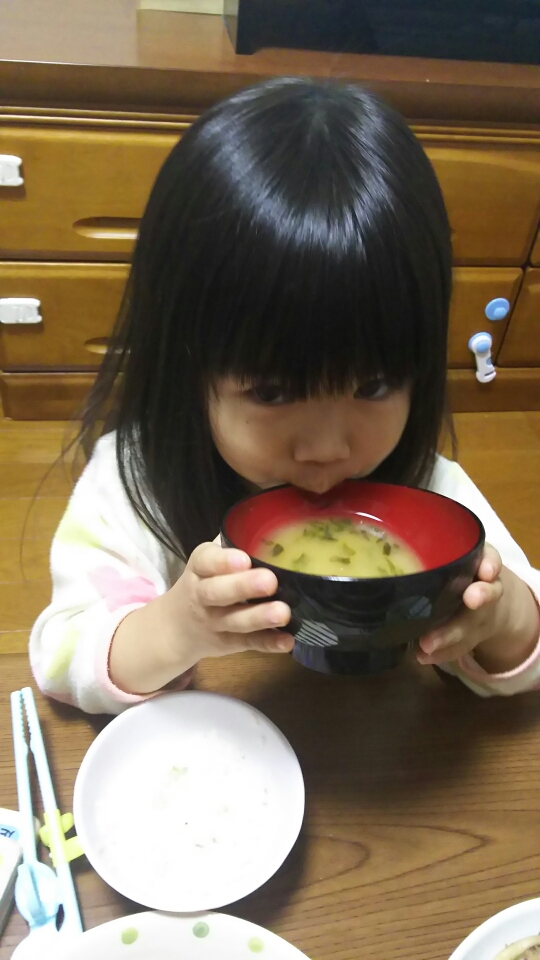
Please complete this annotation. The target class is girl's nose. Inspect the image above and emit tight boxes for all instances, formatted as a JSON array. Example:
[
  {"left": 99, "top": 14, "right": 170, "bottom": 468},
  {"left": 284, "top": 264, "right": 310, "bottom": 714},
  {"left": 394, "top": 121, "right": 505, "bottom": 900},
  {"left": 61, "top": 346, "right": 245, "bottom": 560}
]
[{"left": 294, "top": 412, "right": 351, "bottom": 464}]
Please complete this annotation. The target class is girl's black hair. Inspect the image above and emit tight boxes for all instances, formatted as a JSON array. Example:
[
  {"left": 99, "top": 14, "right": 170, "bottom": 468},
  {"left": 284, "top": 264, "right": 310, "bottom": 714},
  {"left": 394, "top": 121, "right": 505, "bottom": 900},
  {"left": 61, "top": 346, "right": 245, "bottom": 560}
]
[{"left": 78, "top": 77, "right": 453, "bottom": 560}]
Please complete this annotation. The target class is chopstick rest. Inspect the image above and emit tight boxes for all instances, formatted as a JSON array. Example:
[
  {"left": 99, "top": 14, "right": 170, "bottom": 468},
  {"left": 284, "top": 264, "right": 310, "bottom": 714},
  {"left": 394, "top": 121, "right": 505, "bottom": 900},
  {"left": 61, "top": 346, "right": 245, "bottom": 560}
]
[{"left": 39, "top": 812, "right": 84, "bottom": 866}]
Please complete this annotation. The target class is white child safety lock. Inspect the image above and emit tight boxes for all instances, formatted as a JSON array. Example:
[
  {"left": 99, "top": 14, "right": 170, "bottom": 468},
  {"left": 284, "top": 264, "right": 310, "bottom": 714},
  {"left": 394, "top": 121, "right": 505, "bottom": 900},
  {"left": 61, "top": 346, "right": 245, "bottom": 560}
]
[
  {"left": 468, "top": 332, "right": 496, "bottom": 384},
  {"left": 0, "top": 156, "right": 23, "bottom": 187},
  {"left": 0, "top": 298, "right": 42, "bottom": 325}
]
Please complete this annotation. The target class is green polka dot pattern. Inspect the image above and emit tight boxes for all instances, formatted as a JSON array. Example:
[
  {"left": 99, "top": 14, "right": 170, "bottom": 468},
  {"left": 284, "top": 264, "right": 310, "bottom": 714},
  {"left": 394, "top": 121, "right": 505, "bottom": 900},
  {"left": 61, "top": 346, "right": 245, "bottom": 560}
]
[
  {"left": 248, "top": 937, "right": 265, "bottom": 952},
  {"left": 120, "top": 927, "right": 139, "bottom": 945}
]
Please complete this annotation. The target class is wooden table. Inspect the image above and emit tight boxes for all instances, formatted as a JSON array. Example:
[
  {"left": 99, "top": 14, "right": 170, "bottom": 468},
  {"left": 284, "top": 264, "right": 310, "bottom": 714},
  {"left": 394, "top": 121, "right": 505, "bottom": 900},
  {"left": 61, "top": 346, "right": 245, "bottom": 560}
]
[{"left": 2, "top": 648, "right": 540, "bottom": 960}]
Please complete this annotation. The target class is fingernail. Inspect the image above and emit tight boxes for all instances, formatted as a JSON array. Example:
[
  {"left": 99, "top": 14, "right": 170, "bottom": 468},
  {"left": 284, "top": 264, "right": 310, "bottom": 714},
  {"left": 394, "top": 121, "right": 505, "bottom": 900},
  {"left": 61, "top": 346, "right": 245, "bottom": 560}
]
[
  {"left": 422, "top": 635, "right": 442, "bottom": 653},
  {"left": 277, "top": 636, "right": 293, "bottom": 651},
  {"left": 269, "top": 608, "right": 287, "bottom": 626},
  {"left": 254, "top": 572, "right": 274, "bottom": 595},
  {"left": 229, "top": 551, "right": 250, "bottom": 570}
]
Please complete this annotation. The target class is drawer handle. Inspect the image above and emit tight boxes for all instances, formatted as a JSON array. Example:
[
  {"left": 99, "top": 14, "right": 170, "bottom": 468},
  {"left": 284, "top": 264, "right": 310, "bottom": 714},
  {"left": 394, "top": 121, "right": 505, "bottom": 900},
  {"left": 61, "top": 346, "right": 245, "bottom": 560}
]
[
  {"left": 73, "top": 218, "right": 139, "bottom": 241},
  {"left": 0, "top": 155, "right": 23, "bottom": 187},
  {"left": 469, "top": 332, "right": 496, "bottom": 384},
  {"left": 0, "top": 298, "right": 42, "bottom": 324},
  {"left": 84, "top": 338, "right": 110, "bottom": 356},
  {"left": 485, "top": 298, "right": 510, "bottom": 321}
]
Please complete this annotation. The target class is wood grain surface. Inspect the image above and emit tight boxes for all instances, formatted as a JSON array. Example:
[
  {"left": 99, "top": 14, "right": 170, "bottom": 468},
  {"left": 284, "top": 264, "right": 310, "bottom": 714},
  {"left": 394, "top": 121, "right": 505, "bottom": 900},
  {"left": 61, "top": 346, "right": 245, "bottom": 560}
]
[
  {"left": 0, "top": 5, "right": 539, "bottom": 122},
  {"left": 1, "top": 413, "right": 540, "bottom": 959},
  {"left": 532, "top": 230, "right": 540, "bottom": 267},
  {"left": 498, "top": 271, "right": 540, "bottom": 368}
]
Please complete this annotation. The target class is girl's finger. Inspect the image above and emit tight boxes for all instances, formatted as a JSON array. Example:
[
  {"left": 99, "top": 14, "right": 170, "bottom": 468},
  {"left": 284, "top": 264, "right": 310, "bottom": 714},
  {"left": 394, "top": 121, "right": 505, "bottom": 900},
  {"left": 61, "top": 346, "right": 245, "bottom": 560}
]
[
  {"left": 477, "top": 543, "right": 502, "bottom": 582},
  {"left": 418, "top": 576, "right": 503, "bottom": 661},
  {"left": 228, "top": 629, "right": 295, "bottom": 655},
  {"left": 189, "top": 541, "right": 251, "bottom": 578},
  {"left": 419, "top": 623, "right": 464, "bottom": 656},
  {"left": 217, "top": 599, "right": 291, "bottom": 634},
  {"left": 197, "top": 567, "right": 278, "bottom": 607},
  {"left": 417, "top": 638, "right": 471, "bottom": 666},
  {"left": 246, "top": 630, "right": 295, "bottom": 654},
  {"left": 462, "top": 577, "right": 503, "bottom": 610}
]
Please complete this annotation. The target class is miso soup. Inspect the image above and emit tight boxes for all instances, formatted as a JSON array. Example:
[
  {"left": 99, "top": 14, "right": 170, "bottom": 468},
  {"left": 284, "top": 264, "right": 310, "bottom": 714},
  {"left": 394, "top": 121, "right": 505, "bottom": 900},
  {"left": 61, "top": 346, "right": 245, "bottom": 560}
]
[{"left": 256, "top": 516, "right": 422, "bottom": 577}]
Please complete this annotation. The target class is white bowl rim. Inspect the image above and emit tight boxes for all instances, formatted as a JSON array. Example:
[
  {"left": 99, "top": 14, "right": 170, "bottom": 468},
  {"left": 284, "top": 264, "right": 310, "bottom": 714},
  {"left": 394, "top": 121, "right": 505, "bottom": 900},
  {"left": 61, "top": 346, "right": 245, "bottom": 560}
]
[
  {"left": 449, "top": 898, "right": 540, "bottom": 960},
  {"left": 73, "top": 690, "right": 305, "bottom": 912}
]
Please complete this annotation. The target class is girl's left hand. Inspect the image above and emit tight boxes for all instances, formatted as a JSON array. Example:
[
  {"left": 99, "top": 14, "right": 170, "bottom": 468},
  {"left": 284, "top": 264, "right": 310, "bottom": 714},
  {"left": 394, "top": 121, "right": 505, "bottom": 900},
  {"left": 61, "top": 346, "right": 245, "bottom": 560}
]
[{"left": 417, "top": 543, "right": 540, "bottom": 672}]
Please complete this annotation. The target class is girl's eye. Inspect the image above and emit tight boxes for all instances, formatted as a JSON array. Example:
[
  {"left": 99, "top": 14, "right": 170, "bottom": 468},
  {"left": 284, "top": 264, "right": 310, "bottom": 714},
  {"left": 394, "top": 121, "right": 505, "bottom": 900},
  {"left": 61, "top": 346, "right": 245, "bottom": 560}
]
[
  {"left": 354, "top": 379, "right": 391, "bottom": 400},
  {"left": 249, "top": 384, "right": 288, "bottom": 405}
]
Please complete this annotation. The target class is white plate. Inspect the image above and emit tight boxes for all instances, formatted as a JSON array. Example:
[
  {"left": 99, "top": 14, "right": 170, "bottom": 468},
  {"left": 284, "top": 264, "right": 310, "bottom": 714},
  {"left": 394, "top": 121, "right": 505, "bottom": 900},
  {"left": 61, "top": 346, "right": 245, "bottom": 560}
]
[
  {"left": 50, "top": 911, "right": 310, "bottom": 960},
  {"left": 449, "top": 898, "right": 540, "bottom": 960},
  {"left": 73, "top": 691, "right": 304, "bottom": 912}
]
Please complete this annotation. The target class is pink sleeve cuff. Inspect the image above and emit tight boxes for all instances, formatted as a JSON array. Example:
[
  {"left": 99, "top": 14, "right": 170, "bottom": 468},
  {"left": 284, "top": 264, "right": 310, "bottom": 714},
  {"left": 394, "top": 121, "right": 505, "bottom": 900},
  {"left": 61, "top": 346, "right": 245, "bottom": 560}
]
[
  {"left": 455, "top": 586, "right": 540, "bottom": 692},
  {"left": 455, "top": 633, "right": 540, "bottom": 685},
  {"left": 94, "top": 604, "right": 193, "bottom": 705}
]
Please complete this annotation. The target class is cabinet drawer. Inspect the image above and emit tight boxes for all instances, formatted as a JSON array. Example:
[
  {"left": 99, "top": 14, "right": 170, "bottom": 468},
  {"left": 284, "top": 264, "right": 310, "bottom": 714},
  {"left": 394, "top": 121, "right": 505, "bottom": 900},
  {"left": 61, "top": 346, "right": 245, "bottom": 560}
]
[
  {"left": 448, "top": 267, "right": 523, "bottom": 367},
  {"left": 422, "top": 140, "right": 540, "bottom": 266},
  {"left": 531, "top": 228, "right": 540, "bottom": 266},
  {"left": 0, "top": 125, "right": 183, "bottom": 259},
  {"left": 3, "top": 122, "right": 539, "bottom": 268},
  {"left": 0, "top": 263, "right": 524, "bottom": 372},
  {"left": 0, "top": 262, "right": 128, "bottom": 368},
  {"left": 497, "top": 269, "right": 540, "bottom": 367},
  {"left": 2, "top": 122, "right": 540, "bottom": 269}
]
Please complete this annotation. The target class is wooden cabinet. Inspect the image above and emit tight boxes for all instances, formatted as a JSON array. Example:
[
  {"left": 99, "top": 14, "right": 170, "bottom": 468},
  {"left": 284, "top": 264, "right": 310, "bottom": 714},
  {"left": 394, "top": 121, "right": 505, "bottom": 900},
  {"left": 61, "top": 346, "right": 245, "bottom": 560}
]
[
  {"left": 532, "top": 229, "right": 540, "bottom": 266},
  {"left": 0, "top": 262, "right": 524, "bottom": 376},
  {"left": 448, "top": 268, "right": 523, "bottom": 366},
  {"left": 0, "top": 125, "right": 183, "bottom": 260},
  {"left": 0, "top": 10, "right": 539, "bottom": 417},
  {"left": 0, "top": 262, "right": 128, "bottom": 368},
  {"left": 497, "top": 270, "right": 540, "bottom": 367},
  {"left": 4, "top": 123, "right": 539, "bottom": 267},
  {"left": 421, "top": 136, "right": 540, "bottom": 266}
]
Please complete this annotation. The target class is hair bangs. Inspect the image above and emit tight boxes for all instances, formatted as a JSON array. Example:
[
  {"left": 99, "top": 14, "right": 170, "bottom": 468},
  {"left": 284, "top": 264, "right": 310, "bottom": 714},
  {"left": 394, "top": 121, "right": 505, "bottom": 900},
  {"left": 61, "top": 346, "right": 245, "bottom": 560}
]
[{"left": 196, "top": 197, "right": 427, "bottom": 399}]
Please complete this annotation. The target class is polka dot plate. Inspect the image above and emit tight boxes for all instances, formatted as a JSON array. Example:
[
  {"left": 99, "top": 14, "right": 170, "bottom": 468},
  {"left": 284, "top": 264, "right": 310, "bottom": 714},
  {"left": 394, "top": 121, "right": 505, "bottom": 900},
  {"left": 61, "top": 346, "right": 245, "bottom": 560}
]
[{"left": 52, "top": 911, "right": 310, "bottom": 959}]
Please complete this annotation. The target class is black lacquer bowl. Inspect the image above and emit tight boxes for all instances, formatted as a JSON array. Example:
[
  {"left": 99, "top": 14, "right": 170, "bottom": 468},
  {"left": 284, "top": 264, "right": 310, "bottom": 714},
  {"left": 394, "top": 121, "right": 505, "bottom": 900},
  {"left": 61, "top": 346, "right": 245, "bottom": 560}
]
[{"left": 221, "top": 480, "right": 485, "bottom": 676}]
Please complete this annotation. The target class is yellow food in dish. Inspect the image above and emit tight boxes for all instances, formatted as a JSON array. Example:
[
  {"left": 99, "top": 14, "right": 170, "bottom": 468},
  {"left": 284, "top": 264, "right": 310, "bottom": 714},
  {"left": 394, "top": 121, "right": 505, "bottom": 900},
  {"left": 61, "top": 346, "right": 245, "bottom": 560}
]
[
  {"left": 493, "top": 937, "right": 540, "bottom": 960},
  {"left": 256, "top": 517, "right": 422, "bottom": 577}
]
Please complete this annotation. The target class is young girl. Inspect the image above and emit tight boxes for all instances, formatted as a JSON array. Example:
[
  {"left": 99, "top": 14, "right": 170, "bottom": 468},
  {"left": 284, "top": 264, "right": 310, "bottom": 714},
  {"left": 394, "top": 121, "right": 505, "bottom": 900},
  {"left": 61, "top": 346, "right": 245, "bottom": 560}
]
[{"left": 31, "top": 78, "right": 540, "bottom": 714}]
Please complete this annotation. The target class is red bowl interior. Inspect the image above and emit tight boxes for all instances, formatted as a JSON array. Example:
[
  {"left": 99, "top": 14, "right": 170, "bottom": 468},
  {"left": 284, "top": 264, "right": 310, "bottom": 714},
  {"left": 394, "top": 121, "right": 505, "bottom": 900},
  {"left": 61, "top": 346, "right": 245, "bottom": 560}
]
[{"left": 223, "top": 481, "right": 482, "bottom": 574}]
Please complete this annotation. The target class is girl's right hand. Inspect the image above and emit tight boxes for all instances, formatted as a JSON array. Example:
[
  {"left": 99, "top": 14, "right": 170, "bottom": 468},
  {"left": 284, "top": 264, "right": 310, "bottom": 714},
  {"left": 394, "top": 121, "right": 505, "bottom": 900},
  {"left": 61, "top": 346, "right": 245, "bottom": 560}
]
[
  {"left": 162, "top": 541, "right": 294, "bottom": 664},
  {"left": 109, "top": 541, "right": 294, "bottom": 697}
]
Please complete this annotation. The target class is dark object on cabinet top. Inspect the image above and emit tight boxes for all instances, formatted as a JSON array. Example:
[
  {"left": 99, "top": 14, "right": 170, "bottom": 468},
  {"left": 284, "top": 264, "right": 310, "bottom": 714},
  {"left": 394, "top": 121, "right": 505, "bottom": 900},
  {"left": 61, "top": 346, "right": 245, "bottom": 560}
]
[{"left": 224, "top": 0, "right": 540, "bottom": 63}]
